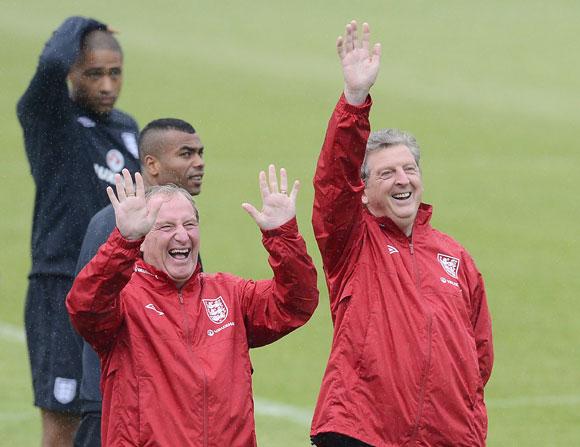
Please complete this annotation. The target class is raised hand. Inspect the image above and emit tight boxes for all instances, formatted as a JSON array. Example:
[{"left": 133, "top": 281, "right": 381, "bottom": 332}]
[
  {"left": 242, "top": 164, "right": 299, "bottom": 231},
  {"left": 338, "top": 20, "right": 382, "bottom": 105},
  {"left": 106, "top": 169, "right": 163, "bottom": 240}
]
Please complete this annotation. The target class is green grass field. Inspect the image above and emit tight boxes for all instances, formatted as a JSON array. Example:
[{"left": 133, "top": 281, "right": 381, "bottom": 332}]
[{"left": 1, "top": 0, "right": 579, "bottom": 445}]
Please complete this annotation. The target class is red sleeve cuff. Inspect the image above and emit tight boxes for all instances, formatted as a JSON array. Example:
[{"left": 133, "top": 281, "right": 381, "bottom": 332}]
[
  {"left": 337, "top": 92, "right": 373, "bottom": 115},
  {"left": 110, "top": 227, "right": 145, "bottom": 249},
  {"left": 260, "top": 217, "right": 298, "bottom": 238}
]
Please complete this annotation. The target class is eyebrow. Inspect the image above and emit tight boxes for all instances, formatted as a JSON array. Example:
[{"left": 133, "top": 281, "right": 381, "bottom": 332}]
[{"left": 180, "top": 145, "right": 204, "bottom": 151}]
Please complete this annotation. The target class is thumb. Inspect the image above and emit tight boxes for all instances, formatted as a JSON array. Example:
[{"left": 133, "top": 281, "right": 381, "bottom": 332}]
[
  {"left": 373, "top": 42, "right": 381, "bottom": 59},
  {"left": 241, "top": 203, "right": 261, "bottom": 224}
]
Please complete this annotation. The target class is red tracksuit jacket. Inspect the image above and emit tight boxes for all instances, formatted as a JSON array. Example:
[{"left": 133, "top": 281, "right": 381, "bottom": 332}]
[
  {"left": 67, "top": 219, "right": 318, "bottom": 446},
  {"left": 310, "top": 95, "right": 493, "bottom": 446}
]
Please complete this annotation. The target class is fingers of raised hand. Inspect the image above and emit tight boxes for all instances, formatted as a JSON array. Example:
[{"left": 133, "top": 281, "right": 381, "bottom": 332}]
[
  {"left": 135, "top": 172, "right": 145, "bottom": 197},
  {"left": 361, "top": 22, "right": 370, "bottom": 51},
  {"left": 122, "top": 169, "right": 135, "bottom": 197},
  {"left": 337, "top": 35, "right": 345, "bottom": 59},
  {"left": 268, "top": 164, "right": 280, "bottom": 193},
  {"left": 289, "top": 179, "right": 300, "bottom": 202},
  {"left": 114, "top": 168, "right": 141, "bottom": 201},
  {"left": 279, "top": 168, "right": 288, "bottom": 195}
]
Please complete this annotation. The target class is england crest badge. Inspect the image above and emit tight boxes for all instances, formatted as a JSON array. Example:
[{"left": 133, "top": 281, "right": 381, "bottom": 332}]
[
  {"left": 202, "top": 296, "right": 229, "bottom": 324},
  {"left": 53, "top": 377, "right": 77, "bottom": 404},
  {"left": 437, "top": 253, "right": 460, "bottom": 279}
]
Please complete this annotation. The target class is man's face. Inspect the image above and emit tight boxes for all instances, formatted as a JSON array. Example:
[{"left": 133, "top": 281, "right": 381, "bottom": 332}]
[
  {"left": 362, "top": 144, "right": 423, "bottom": 236},
  {"left": 141, "top": 193, "right": 200, "bottom": 288},
  {"left": 68, "top": 49, "right": 123, "bottom": 115},
  {"left": 154, "top": 130, "right": 205, "bottom": 196}
]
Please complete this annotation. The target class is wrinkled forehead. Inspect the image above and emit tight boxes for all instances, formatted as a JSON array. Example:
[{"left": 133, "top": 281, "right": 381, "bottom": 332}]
[
  {"left": 368, "top": 144, "right": 417, "bottom": 169},
  {"left": 149, "top": 193, "right": 197, "bottom": 222}
]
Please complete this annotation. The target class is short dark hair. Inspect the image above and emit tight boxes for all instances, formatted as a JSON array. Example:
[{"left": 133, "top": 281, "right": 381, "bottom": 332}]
[
  {"left": 138, "top": 118, "right": 197, "bottom": 162},
  {"left": 80, "top": 29, "right": 123, "bottom": 57}
]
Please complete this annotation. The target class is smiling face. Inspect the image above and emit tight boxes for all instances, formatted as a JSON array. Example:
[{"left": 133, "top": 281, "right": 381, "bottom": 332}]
[
  {"left": 141, "top": 193, "right": 200, "bottom": 288},
  {"left": 362, "top": 144, "right": 423, "bottom": 236},
  {"left": 68, "top": 49, "right": 123, "bottom": 115},
  {"left": 145, "top": 130, "right": 205, "bottom": 196}
]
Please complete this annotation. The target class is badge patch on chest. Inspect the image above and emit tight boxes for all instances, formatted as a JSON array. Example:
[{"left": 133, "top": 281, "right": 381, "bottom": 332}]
[
  {"left": 437, "top": 253, "right": 460, "bottom": 279},
  {"left": 106, "top": 149, "right": 125, "bottom": 173},
  {"left": 202, "top": 296, "right": 229, "bottom": 324}
]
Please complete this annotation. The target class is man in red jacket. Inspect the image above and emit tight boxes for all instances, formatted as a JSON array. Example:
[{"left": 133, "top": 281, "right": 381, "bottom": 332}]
[
  {"left": 310, "top": 21, "right": 493, "bottom": 447},
  {"left": 67, "top": 167, "right": 318, "bottom": 446}
]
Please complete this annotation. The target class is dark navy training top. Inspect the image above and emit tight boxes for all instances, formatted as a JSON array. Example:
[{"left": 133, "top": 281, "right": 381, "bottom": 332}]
[{"left": 17, "top": 16, "right": 140, "bottom": 278}]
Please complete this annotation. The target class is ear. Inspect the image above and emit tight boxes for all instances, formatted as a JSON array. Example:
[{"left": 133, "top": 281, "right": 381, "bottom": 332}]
[
  {"left": 143, "top": 154, "right": 160, "bottom": 176},
  {"left": 361, "top": 192, "right": 369, "bottom": 205}
]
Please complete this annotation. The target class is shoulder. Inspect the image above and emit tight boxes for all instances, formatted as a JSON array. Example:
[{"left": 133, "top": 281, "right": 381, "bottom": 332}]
[
  {"left": 200, "top": 272, "right": 246, "bottom": 288},
  {"left": 109, "top": 109, "right": 139, "bottom": 131},
  {"left": 427, "top": 226, "right": 479, "bottom": 267},
  {"left": 90, "top": 204, "right": 116, "bottom": 225}
]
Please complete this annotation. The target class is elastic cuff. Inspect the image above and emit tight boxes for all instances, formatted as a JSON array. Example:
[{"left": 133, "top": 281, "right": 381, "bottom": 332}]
[
  {"left": 111, "top": 227, "right": 144, "bottom": 249},
  {"left": 338, "top": 93, "right": 372, "bottom": 115},
  {"left": 260, "top": 217, "right": 298, "bottom": 237}
]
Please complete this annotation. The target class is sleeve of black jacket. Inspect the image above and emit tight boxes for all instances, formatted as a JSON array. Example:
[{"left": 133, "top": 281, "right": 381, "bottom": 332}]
[{"left": 17, "top": 16, "right": 105, "bottom": 137}]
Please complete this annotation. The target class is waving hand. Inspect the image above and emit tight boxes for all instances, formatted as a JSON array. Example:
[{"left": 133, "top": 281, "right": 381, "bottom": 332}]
[
  {"left": 242, "top": 164, "right": 299, "bottom": 231},
  {"left": 106, "top": 169, "right": 163, "bottom": 240},
  {"left": 338, "top": 20, "right": 382, "bottom": 105}
]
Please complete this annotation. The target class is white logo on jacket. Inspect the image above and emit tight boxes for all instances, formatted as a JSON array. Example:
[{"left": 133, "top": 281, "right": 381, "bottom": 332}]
[
  {"left": 145, "top": 303, "right": 165, "bottom": 316},
  {"left": 202, "top": 296, "right": 229, "bottom": 324},
  {"left": 387, "top": 244, "right": 399, "bottom": 254},
  {"left": 437, "top": 253, "right": 460, "bottom": 279},
  {"left": 106, "top": 149, "right": 125, "bottom": 173},
  {"left": 77, "top": 116, "right": 95, "bottom": 128},
  {"left": 53, "top": 377, "right": 77, "bottom": 404},
  {"left": 121, "top": 132, "right": 139, "bottom": 159}
]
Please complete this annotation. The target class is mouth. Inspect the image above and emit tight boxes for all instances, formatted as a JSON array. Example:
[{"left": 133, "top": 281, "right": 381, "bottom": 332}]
[
  {"left": 168, "top": 248, "right": 191, "bottom": 259},
  {"left": 188, "top": 173, "right": 204, "bottom": 183},
  {"left": 99, "top": 97, "right": 116, "bottom": 107},
  {"left": 392, "top": 192, "right": 412, "bottom": 201}
]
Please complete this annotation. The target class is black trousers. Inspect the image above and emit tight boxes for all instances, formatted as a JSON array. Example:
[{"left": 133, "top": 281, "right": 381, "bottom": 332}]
[
  {"left": 74, "top": 412, "right": 101, "bottom": 447},
  {"left": 311, "top": 432, "right": 373, "bottom": 447}
]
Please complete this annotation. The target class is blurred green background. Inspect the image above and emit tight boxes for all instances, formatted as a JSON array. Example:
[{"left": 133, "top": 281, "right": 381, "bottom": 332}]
[{"left": 1, "top": 0, "right": 579, "bottom": 445}]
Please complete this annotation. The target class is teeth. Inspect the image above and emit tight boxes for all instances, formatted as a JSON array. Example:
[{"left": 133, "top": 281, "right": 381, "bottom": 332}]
[
  {"left": 392, "top": 192, "right": 412, "bottom": 200},
  {"left": 169, "top": 248, "right": 191, "bottom": 259}
]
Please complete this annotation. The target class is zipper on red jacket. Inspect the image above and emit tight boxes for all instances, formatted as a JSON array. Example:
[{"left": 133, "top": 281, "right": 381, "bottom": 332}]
[
  {"left": 178, "top": 289, "right": 209, "bottom": 447},
  {"left": 408, "top": 239, "right": 433, "bottom": 442}
]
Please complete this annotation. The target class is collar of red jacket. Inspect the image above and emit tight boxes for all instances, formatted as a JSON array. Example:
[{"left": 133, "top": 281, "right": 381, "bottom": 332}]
[
  {"left": 132, "top": 258, "right": 203, "bottom": 293},
  {"left": 371, "top": 202, "right": 433, "bottom": 242}
]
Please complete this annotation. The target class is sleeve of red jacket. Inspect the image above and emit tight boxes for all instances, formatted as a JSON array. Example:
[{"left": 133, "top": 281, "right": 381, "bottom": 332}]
[
  {"left": 311, "top": 94, "right": 371, "bottom": 310},
  {"left": 66, "top": 228, "right": 142, "bottom": 354},
  {"left": 239, "top": 218, "right": 319, "bottom": 348},
  {"left": 463, "top": 252, "right": 494, "bottom": 386}
]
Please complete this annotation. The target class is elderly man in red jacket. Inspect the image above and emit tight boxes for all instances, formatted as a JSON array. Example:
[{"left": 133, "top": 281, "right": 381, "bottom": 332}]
[
  {"left": 67, "top": 166, "right": 318, "bottom": 446},
  {"left": 310, "top": 21, "right": 493, "bottom": 447}
]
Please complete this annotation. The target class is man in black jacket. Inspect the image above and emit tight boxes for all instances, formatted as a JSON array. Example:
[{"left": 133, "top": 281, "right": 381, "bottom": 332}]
[{"left": 17, "top": 16, "right": 140, "bottom": 445}]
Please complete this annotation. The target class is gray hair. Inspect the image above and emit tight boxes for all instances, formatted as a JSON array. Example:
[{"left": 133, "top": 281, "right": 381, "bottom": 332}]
[
  {"left": 360, "top": 128, "right": 421, "bottom": 185},
  {"left": 145, "top": 184, "right": 199, "bottom": 221}
]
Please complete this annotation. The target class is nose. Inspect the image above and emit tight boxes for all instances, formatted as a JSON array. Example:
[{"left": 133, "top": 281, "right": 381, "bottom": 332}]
[
  {"left": 191, "top": 153, "right": 204, "bottom": 168},
  {"left": 394, "top": 168, "right": 410, "bottom": 185},
  {"left": 100, "top": 75, "right": 114, "bottom": 94},
  {"left": 173, "top": 225, "right": 189, "bottom": 242}
]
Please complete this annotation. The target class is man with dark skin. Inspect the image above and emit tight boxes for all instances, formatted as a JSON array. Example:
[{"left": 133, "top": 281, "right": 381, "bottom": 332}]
[
  {"left": 17, "top": 16, "right": 139, "bottom": 446},
  {"left": 74, "top": 118, "right": 205, "bottom": 447}
]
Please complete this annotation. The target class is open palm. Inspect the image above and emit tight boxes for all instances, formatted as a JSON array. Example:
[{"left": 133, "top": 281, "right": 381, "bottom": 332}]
[
  {"left": 338, "top": 21, "right": 381, "bottom": 105},
  {"left": 242, "top": 165, "right": 299, "bottom": 231}
]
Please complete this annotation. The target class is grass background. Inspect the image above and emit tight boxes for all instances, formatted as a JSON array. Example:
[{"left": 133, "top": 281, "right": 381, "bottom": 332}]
[{"left": 1, "top": 0, "right": 579, "bottom": 445}]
